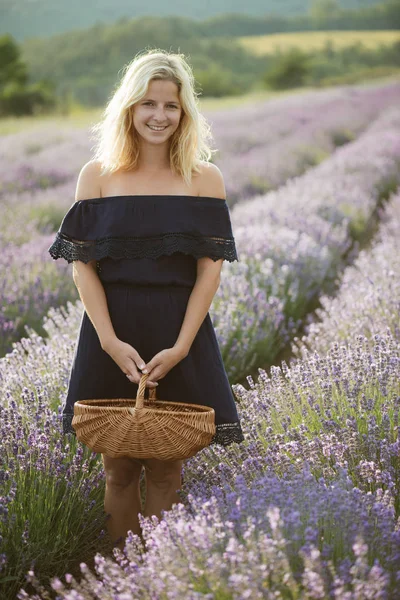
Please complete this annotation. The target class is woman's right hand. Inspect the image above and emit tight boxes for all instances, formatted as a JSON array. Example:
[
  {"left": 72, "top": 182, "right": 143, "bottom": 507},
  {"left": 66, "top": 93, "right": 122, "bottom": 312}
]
[{"left": 103, "top": 338, "right": 158, "bottom": 388}]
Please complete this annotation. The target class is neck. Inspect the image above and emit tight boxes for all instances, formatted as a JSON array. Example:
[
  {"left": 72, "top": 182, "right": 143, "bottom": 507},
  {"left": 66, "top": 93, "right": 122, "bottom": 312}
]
[{"left": 137, "top": 140, "right": 171, "bottom": 172}]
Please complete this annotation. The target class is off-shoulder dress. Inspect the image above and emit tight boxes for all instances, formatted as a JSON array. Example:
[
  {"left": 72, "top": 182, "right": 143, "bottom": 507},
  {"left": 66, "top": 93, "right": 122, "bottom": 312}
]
[{"left": 48, "top": 194, "right": 245, "bottom": 446}]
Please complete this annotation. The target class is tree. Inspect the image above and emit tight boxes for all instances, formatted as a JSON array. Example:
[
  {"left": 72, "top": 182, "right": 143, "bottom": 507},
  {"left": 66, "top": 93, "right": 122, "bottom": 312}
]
[
  {"left": 263, "top": 49, "right": 312, "bottom": 90},
  {"left": 0, "top": 34, "right": 28, "bottom": 87},
  {"left": 0, "top": 34, "right": 56, "bottom": 116}
]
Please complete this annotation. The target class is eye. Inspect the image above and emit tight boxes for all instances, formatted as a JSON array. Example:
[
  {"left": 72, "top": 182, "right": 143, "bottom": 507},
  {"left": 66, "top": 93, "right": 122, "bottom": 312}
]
[{"left": 142, "top": 102, "right": 178, "bottom": 108}]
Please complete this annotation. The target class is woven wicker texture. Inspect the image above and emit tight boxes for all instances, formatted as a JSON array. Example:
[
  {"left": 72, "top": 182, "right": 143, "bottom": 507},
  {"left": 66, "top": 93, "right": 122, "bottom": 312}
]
[{"left": 72, "top": 373, "right": 216, "bottom": 459}]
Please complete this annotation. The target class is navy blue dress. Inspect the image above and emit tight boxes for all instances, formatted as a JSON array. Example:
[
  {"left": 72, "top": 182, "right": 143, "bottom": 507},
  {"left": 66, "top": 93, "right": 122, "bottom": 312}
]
[{"left": 48, "top": 194, "right": 244, "bottom": 447}]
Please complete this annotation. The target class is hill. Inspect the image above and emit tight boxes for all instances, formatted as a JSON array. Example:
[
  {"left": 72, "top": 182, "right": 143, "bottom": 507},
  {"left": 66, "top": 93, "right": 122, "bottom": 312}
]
[{"left": 1, "top": 0, "right": 382, "bottom": 41}]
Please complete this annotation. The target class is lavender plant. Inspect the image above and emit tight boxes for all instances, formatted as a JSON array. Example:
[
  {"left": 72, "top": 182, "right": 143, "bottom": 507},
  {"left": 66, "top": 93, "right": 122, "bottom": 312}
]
[
  {"left": 0, "top": 409, "right": 107, "bottom": 598},
  {"left": 0, "top": 235, "right": 77, "bottom": 355},
  {"left": 291, "top": 190, "right": 400, "bottom": 357}
]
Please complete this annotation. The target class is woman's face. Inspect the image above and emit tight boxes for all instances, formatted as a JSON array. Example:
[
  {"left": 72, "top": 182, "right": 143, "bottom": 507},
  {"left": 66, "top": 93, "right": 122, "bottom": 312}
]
[{"left": 132, "top": 79, "right": 183, "bottom": 144}]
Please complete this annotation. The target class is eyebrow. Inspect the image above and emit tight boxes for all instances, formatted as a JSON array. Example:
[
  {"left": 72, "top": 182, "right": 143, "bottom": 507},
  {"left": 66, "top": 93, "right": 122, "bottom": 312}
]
[{"left": 143, "top": 98, "right": 180, "bottom": 104}]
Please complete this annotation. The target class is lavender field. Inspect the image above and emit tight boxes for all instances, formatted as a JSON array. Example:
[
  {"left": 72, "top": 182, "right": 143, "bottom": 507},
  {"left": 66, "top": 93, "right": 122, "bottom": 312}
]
[{"left": 1, "top": 80, "right": 400, "bottom": 599}]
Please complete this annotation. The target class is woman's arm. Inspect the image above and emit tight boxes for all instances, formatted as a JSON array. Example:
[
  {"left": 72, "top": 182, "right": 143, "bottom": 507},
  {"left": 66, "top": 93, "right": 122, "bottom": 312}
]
[
  {"left": 173, "top": 267, "right": 222, "bottom": 358},
  {"left": 71, "top": 161, "right": 157, "bottom": 388},
  {"left": 173, "top": 163, "right": 226, "bottom": 357},
  {"left": 71, "top": 160, "right": 118, "bottom": 351}
]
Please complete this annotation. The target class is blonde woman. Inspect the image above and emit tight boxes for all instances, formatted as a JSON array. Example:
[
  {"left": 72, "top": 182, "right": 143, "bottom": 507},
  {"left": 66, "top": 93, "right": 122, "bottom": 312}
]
[{"left": 49, "top": 48, "right": 244, "bottom": 551}]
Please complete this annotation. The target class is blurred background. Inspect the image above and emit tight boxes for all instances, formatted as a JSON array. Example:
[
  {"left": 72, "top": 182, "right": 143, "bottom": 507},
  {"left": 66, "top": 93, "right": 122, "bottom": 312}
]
[{"left": 0, "top": 0, "right": 399, "bottom": 125}]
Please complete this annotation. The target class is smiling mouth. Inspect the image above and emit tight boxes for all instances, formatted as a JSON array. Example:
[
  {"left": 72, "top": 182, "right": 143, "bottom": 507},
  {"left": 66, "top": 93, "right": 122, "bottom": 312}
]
[{"left": 147, "top": 124, "right": 169, "bottom": 131}]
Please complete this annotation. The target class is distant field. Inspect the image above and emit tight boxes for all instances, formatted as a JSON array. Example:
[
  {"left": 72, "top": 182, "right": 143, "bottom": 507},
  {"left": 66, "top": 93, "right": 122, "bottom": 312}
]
[
  {"left": 0, "top": 70, "right": 399, "bottom": 137},
  {"left": 0, "top": 85, "right": 322, "bottom": 136},
  {"left": 238, "top": 30, "right": 400, "bottom": 55}
]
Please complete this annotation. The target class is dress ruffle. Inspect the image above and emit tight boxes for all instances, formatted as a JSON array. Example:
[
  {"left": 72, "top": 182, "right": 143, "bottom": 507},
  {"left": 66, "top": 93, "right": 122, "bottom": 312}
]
[{"left": 48, "top": 195, "right": 239, "bottom": 264}]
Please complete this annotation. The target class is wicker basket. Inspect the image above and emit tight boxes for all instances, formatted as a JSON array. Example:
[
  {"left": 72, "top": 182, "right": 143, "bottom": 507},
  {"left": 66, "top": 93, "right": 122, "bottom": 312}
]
[{"left": 71, "top": 373, "right": 216, "bottom": 460}]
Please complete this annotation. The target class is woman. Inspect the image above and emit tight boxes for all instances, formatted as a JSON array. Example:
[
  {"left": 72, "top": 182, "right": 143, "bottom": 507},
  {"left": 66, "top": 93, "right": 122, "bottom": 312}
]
[{"left": 49, "top": 48, "right": 244, "bottom": 551}]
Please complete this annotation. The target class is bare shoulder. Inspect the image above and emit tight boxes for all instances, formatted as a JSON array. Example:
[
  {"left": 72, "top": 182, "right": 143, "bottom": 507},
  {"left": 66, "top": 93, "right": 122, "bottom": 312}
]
[
  {"left": 75, "top": 160, "right": 102, "bottom": 202},
  {"left": 196, "top": 161, "right": 226, "bottom": 200}
]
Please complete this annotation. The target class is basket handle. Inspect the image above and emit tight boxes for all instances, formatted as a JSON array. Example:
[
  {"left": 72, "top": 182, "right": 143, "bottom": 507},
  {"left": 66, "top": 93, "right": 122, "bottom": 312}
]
[{"left": 136, "top": 373, "right": 158, "bottom": 409}]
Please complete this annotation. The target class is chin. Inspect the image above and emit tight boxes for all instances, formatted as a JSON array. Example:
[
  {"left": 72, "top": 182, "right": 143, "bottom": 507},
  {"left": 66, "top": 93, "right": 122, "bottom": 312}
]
[{"left": 145, "top": 134, "right": 176, "bottom": 144}]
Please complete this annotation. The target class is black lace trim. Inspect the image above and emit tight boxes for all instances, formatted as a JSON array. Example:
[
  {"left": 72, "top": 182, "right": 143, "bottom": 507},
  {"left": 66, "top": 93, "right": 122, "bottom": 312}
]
[
  {"left": 49, "top": 232, "right": 238, "bottom": 264},
  {"left": 62, "top": 413, "right": 244, "bottom": 447},
  {"left": 210, "top": 422, "right": 245, "bottom": 446}
]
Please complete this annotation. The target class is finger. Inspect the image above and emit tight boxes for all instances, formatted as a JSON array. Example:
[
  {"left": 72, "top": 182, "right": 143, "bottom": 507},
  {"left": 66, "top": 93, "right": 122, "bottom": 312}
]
[
  {"left": 135, "top": 357, "right": 147, "bottom": 372},
  {"left": 126, "top": 372, "right": 158, "bottom": 387},
  {"left": 146, "top": 368, "right": 162, "bottom": 383},
  {"left": 125, "top": 360, "right": 143, "bottom": 383},
  {"left": 138, "top": 366, "right": 158, "bottom": 387},
  {"left": 130, "top": 356, "right": 150, "bottom": 379}
]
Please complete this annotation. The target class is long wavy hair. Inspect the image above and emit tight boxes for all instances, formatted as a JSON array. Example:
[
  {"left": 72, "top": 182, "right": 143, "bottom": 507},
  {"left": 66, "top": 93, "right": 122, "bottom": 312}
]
[{"left": 90, "top": 48, "right": 216, "bottom": 186}]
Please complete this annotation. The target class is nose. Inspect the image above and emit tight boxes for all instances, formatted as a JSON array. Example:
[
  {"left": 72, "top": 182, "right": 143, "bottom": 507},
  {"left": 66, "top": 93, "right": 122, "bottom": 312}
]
[{"left": 154, "top": 105, "right": 167, "bottom": 122}]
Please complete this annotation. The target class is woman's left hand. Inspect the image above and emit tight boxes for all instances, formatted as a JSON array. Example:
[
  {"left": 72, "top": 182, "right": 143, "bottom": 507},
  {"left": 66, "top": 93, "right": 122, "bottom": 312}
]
[{"left": 140, "top": 347, "right": 186, "bottom": 383}]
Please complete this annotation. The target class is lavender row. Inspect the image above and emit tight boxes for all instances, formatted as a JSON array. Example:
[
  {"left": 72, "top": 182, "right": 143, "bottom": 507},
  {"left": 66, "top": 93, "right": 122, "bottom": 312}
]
[
  {"left": 291, "top": 188, "right": 400, "bottom": 358},
  {"left": 51, "top": 189, "right": 400, "bottom": 599},
  {"left": 212, "top": 80, "right": 400, "bottom": 202},
  {"left": 212, "top": 106, "right": 400, "bottom": 381}
]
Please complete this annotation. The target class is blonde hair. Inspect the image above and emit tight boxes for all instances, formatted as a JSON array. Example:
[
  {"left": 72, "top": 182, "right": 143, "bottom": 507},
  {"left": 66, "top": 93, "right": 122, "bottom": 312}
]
[{"left": 90, "top": 48, "right": 216, "bottom": 186}]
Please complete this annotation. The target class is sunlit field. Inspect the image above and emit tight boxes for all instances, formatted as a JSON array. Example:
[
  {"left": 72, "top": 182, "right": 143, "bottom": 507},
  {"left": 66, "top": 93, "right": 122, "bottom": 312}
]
[
  {"left": 1, "top": 73, "right": 399, "bottom": 137},
  {"left": 0, "top": 87, "right": 322, "bottom": 137},
  {"left": 1, "top": 77, "right": 400, "bottom": 598},
  {"left": 239, "top": 29, "right": 400, "bottom": 55}
]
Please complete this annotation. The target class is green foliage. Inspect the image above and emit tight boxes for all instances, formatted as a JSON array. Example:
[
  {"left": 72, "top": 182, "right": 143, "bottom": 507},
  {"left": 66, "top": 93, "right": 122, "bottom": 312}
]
[
  {"left": 263, "top": 48, "right": 312, "bottom": 89},
  {"left": 0, "top": 80, "right": 56, "bottom": 117},
  {"left": 27, "top": 203, "right": 69, "bottom": 235},
  {"left": 194, "top": 64, "right": 244, "bottom": 97},
  {"left": 0, "top": 34, "right": 57, "bottom": 116},
  {"left": 330, "top": 128, "right": 355, "bottom": 147},
  {"left": 0, "top": 437, "right": 107, "bottom": 600},
  {"left": 263, "top": 37, "right": 400, "bottom": 90},
  {"left": 0, "top": 34, "right": 28, "bottom": 86}
]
